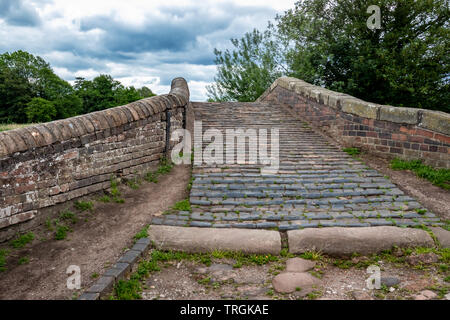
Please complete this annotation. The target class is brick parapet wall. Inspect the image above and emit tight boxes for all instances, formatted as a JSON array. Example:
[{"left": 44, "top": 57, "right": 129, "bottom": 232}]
[
  {"left": 258, "top": 77, "right": 450, "bottom": 169},
  {"left": 0, "top": 77, "right": 189, "bottom": 241}
]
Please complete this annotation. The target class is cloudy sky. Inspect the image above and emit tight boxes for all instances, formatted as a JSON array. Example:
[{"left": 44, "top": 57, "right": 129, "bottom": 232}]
[{"left": 0, "top": 0, "right": 295, "bottom": 101}]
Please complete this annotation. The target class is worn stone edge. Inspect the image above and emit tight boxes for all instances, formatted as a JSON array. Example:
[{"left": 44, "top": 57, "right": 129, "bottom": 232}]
[
  {"left": 0, "top": 77, "right": 190, "bottom": 157},
  {"left": 286, "top": 226, "right": 438, "bottom": 256},
  {"left": 77, "top": 237, "right": 151, "bottom": 300},
  {"left": 78, "top": 225, "right": 282, "bottom": 300},
  {"left": 258, "top": 77, "right": 450, "bottom": 135}
]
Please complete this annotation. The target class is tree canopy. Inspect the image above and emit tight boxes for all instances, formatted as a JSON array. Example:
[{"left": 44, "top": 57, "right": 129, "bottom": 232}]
[
  {"left": 208, "top": 0, "right": 449, "bottom": 112},
  {"left": 0, "top": 50, "right": 156, "bottom": 123}
]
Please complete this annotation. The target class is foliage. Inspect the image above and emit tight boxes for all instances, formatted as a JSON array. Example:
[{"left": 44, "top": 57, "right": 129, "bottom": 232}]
[
  {"left": 209, "top": 0, "right": 449, "bottom": 111},
  {"left": 390, "top": 158, "right": 450, "bottom": 189},
  {"left": 207, "top": 26, "right": 286, "bottom": 102},
  {"left": 134, "top": 225, "right": 149, "bottom": 241},
  {"left": 280, "top": 0, "right": 450, "bottom": 111},
  {"left": 0, "top": 50, "right": 156, "bottom": 124},
  {"left": 25, "top": 97, "right": 56, "bottom": 123},
  {"left": 55, "top": 225, "right": 70, "bottom": 240},
  {"left": 74, "top": 201, "right": 94, "bottom": 212},
  {"left": 342, "top": 147, "right": 361, "bottom": 157},
  {"left": 10, "top": 232, "right": 35, "bottom": 249},
  {"left": 0, "top": 249, "right": 8, "bottom": 272},
  {"left": 74, "top": 75, "right": 154, "bottom": 114}
]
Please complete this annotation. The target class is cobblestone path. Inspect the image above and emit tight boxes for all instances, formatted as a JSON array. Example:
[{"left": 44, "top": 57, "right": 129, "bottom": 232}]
[{"left": 151, "top": 102, "right": 441, "bottom": 230}]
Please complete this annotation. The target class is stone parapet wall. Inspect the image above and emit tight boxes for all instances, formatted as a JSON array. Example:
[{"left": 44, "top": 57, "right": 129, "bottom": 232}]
[
  {"left": 259, "top": 77, "right": 450, "bottom": 169},
  {"left": 0, "top": 77, "right": 189, "bottom": 241}
]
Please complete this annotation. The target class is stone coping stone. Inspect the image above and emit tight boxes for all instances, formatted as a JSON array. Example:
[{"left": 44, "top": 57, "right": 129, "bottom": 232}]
[
  {"left": 0, "top": 77, "right": 190, "bottom": 157},
  {"left": 287, "top": 226, "right": 434, "bottom": 257},
  {"left": 148, "top": 225, "right": 281, "bottom": 255},
  {"left": 265, "top": 77, "right": 450, "bottom": 135}
]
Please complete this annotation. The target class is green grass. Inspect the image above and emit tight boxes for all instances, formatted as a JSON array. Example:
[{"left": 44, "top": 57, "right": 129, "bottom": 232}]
[
  {"left": 98, "top": 195, "right": 111, "bottom": 203},
  {"left": 390, "top": 158, "right": 450, "bottom": 189},
  {"left": 74, "top": 201, "right": 94, "bottom": 212},
  {"left": 59, "top": 210, "right": 78, "bottom": 224},
  {"left": 126, "top": 178, "right": 141, "bottom": 190},
  {"left": 0, "top": 123, "right": 35, "bottom": 132},
  {"left": 172, "top": 199, "right": 191, "bottom": 212},
  {"left": 144, "top": 158, "right": 174, "bottom": 184},
  {"left": 110, "top": 249, "right": 285, "bottom": 300},
  {"left": 113, "top": 279, "right": 142, "bottom": 300},
  {"left": 343, "top": 147, "right": 361, "bottom": 157},
  {"left": 443, "top": 220, "right": 450, "bottom": 232},
  {"left": 134, "top": 225, "right": 149, "bottom": 241},
  {"left": 55, "top": 225, "right": 70, "bottom": 240},
  {"left": 10, "top": 232, "right": 34, "bottom": 249},
  {"left": 299, "top": 250, "right": 323, "bottom": 261},
  {"left": 0, "top": 249, "right": 8, "bottom": 272},
  {"left": 18, "top": 256, "right": 30, "bottom": 265},
  {"left": 110, "top": 177, "right": 125, "bottom": 203}
]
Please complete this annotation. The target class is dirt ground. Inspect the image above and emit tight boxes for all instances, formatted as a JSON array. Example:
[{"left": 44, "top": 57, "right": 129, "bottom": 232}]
[
  {"left": 0, "top": 164, "right": 192, "bottom": 300},
  {"left": 0, "top": 139, "right": 448, "bottom": 300},
  {"left": 139, "top": 251, "right": 449, "bottom": 301}
]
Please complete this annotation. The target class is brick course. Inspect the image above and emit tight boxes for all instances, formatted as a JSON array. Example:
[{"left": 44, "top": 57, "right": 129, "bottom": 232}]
[
  {"left": 0, "top": 78, "right": 189, "bottom": 241},
  {"left": 258, "top": 77, "right": 450, "bottom": 169}
]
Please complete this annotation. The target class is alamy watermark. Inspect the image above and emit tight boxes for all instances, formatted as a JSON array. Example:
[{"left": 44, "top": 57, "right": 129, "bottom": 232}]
[
  {"left": 67, "top": 265, "right": 81, "bottom": 290},
  {"left": 366, "top": 265, "right": 381, "bottom": 289},
  {"left": 170, "top": 121, "right": 280, "bottom": 175},
  {"left": 367, "top": 5, "right": 381, "bottom": 30}
]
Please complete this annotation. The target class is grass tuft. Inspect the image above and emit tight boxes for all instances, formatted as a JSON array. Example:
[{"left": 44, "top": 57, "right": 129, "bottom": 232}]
[
  {"left": 10, "top": 232, "right": 34, "bottom": 249},
  {"left": 390, "top": 158, "right": 450, "bottom": 189}
]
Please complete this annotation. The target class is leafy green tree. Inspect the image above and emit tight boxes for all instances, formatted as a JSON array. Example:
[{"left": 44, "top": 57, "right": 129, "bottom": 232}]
[
  {"left": 277, "top": 0, "right": 449, "bottom": 111},
  {"left": 0, "top": 65, "right": 33, "bottom": 123},
  {"left": 25, "top": 97, "right": 57, "bottom": 123},
  {"left": 209, "top": 0, "right": 449, "bottom": 111},
  {"left": 74, "top": 76, "right": 157, "bottom": 114},
  {"left": 137, "top": 86, "right": 156, "bottom": 99},
  {"left": 0, "top": 50, "right": 158, "bottom": 124},
  {"left": 207, "top": 27, "right": 287, "bottom": 102},
  {"left": 0, "top": 50, "right": 83, "bottom": 122}
]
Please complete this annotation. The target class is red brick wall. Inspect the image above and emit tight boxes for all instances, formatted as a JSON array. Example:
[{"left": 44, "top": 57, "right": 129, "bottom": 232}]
[{"left": 259, "top": 78, "right": 450, "bottom": 169}]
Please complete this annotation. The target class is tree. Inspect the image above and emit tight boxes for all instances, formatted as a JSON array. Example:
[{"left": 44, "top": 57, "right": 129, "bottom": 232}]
[
  {"left": 207, "top": 27, "right": 287, "bottom": 102},
  {"left": 0, "top": 50, "right": 158, "bottom": 124},
  {"left": 74, "top": 75, "right": 155, "bottom": 114},
  {"left": 0, "top": 50, "right": 82, "bottom": 122},
  {"left": 137, "top": 86, "right": 156, "bottom": 99},
  {"left": 208, "top": 0, "right": 449, "bottom": 111},
  {"left": 0, "top": 65, "right": 33, "bottom": 123},
  {"left": 277, "top": 0, "right": 449, "bottom": 111},
  {"left": 25, "top": 97, "right": 57, "bottom": 123}
]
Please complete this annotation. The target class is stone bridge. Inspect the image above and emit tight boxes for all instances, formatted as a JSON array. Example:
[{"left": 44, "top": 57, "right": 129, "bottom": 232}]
[{"left": 0, "top": 77, "right": 449, "bottom": 242}]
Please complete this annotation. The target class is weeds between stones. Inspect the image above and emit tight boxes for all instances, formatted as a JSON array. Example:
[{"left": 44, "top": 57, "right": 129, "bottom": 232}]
[
  {"left": 107, "top": 244, "right": 450, "bottom": 300},
  {"left": 109, "top": 250, "right": 283, "bottom": 300}
]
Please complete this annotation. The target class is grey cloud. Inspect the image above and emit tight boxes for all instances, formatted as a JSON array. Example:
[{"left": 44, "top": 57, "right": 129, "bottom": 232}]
[{"left": 0, "top": 0, "right": 41, "bottom": 26}]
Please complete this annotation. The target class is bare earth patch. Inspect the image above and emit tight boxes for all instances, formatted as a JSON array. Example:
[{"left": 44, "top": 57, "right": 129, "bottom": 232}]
[
  {"left": 138, "top": 251, "right": 449, "bottom": 301},
  {"left": 0, "top": 164, "right": 192, "bottom": 300}
]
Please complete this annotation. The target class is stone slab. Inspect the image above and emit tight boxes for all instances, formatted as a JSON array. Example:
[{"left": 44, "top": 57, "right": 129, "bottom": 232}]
[
  {"left": 148, "top": 225, "right": 281, "bottom": 254},
  {"left": 287, "top": 226, "right": 434, "bottom": 256},
  {"left": 430, "top": 227, "right": 450, "bottom": 248}
]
